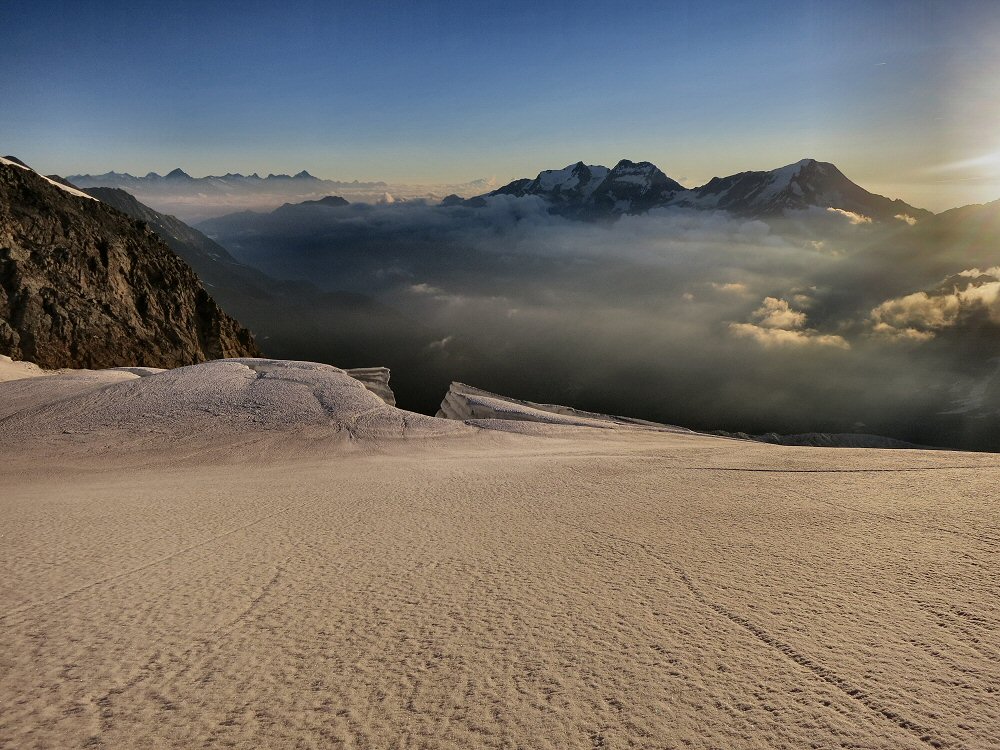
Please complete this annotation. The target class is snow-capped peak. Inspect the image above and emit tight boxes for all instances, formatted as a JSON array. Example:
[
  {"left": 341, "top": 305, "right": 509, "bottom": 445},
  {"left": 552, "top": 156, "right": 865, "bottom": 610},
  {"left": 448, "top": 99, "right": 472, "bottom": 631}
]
[
  {"left": 756, "top": 159, "right": 815, "bottom": 201},
  {"left": 481, "top": 156, "right": 927, "bottom": 221},
  {"left": 532, "top": 162, "right": 610, "bottom": 196}
]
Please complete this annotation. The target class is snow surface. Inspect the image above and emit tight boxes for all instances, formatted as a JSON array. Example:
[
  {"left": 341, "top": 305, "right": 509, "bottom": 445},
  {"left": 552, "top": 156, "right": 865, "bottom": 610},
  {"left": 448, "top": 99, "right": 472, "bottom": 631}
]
[
  {"left": 437, "top": 381, "right": 690, "bottom": 432},
  {"left": 3, "top": 357, "right": 999, "bottom": 750},
  {"left": 0, "top": 359, "right": 466, "bottom": 457}
]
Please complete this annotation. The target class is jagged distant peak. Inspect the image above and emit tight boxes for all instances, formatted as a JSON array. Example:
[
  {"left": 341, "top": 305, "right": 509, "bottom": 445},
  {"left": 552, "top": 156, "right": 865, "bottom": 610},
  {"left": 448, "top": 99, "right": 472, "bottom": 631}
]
[
  {"left": 293, "top": 170, "right": 316, "bottom": 179},
  {"left": 481, "top": 156, "right": 929, "bottom": 220},
  {"left": 610, "top": 158, "right": 658, "bottom": 172},
  {"left": 604, "top": 159, "right": 682, "bottom": 187},
  {"left": 682, "top": 157, "right": 931, "bottom": 220},
  {"left": 165, "top": 168, "right": 192, "bottom": 179},
  {"left": 532, "top": 162, "right": 609, "bottom": 192}
]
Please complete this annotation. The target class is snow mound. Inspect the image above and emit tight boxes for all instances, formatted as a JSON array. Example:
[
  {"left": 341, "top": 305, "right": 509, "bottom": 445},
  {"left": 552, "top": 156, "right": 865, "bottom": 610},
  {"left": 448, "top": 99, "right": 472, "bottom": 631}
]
[
  {"left": 0, "top": 369, "right": 140, "bottom": 420},
  {"left": 0, "top": 358, "right": 467, "bottom": 461},
  {"left": 437, "top": 381, "right": 692, "bottom": 432},
  {"left": 0, "top": 354, "right": 50, "bottom": 383}
]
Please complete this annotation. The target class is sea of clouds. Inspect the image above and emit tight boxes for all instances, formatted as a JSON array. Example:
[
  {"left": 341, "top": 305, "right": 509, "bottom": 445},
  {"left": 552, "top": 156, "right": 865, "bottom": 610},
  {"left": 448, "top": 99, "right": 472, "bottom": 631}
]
[{"left": 199, "top": 197, "right": 1000, "bottom": 448}]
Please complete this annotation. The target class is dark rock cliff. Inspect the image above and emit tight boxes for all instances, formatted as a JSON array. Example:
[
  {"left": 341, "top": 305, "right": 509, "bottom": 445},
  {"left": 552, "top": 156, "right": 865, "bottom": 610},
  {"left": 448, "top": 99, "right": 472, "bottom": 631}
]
[{"left": 0, "top": 159, "right": 260, "bottom": 369}]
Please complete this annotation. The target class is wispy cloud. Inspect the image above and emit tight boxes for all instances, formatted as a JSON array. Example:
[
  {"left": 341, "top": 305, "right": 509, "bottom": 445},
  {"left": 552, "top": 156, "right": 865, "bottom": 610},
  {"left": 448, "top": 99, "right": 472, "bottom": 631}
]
[
  {"left": 826, "top": 207, "right": 872, "bottom": 225},
  {"left": 730, "top": 297, "right": 849, "bottom": 349}
]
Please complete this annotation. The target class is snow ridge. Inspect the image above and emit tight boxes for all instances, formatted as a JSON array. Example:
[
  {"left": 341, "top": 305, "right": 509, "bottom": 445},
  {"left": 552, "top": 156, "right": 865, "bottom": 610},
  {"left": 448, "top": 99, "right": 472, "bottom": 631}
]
[{"left": 1, "top": 157, "right": 98, "bottom": 201}]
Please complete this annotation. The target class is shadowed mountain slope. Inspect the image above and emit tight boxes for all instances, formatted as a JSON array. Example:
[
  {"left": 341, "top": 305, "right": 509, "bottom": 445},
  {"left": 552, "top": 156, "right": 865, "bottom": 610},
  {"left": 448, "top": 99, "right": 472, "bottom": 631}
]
[
  {"left": 84, "top": 185, "right": 491, "bottom": 414},
  {"left": 0, "top": 157, "right": 259, "bottom": 369}
]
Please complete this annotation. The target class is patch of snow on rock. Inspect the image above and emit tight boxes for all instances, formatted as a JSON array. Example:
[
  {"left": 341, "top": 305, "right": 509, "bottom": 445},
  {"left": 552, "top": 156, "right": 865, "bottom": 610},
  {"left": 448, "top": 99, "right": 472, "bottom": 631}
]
[{"left": 0, "top": 157, "right": 99, "bottom": 201}]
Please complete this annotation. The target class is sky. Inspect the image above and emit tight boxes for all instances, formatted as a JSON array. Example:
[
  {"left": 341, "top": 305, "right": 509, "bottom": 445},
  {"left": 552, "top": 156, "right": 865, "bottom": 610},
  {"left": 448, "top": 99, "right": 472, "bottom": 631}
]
[{"left": 2, "top": 0, "right": 999, "bottom": 211}]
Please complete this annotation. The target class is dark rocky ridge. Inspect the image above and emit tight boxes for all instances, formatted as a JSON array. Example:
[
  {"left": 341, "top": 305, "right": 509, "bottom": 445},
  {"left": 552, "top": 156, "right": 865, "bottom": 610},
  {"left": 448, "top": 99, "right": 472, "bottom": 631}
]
[
  {"left": 81, "top": 186, "right": 278, "bottom": 300},
  {"left": 0, "top": 159, "right": 260, "bottom": 369}
]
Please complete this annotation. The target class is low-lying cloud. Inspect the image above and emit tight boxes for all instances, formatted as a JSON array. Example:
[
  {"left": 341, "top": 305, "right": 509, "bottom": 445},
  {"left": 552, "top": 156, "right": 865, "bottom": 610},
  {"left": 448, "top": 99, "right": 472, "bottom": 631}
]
[
  {"left": 870, "top": 269, "right": 1000, "bottom": 340},
  {"left": 730, "top": 297, "right": 850, "bottom": 349},
  {"left": 200, "top": 197, "right": 1000, "bottom": 449}
]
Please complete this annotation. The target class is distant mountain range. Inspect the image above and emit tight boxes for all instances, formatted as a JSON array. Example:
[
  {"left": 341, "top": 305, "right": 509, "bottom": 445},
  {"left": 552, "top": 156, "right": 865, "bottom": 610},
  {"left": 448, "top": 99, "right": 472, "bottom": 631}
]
[
  {"left": 5, "top": 152, "right": 999, "bottom": 449},
  {"left": 70, "top": 167, "right": 389, "bottom": 190},
  {"left": 67, "top": 157, "right": 932, "bottom": 225},
  {"left": 66, "top": 169, "right": 498, "bottom": 222},
  {"left": 68, "top": 167, "right": 497, "bottom": 201},
  {"left": 475, "top": 158, "right": 931, "bottom": 222}
]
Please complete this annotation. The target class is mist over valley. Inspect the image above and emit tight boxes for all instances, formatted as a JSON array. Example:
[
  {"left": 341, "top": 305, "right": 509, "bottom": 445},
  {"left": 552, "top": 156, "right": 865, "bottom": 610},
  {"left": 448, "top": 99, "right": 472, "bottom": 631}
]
[{"left": 48, "top": 156, "right": 997, "bottom": 449}]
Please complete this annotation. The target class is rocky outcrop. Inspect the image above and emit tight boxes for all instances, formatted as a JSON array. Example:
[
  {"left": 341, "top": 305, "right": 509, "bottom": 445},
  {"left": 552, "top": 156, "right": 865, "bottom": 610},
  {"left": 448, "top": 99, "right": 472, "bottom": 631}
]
[
  {"left": 0, "top": 158, "right": 260, "bottom": 369},
  {"left": 81, "top": 185, "right": 279, "bottom": 301}
]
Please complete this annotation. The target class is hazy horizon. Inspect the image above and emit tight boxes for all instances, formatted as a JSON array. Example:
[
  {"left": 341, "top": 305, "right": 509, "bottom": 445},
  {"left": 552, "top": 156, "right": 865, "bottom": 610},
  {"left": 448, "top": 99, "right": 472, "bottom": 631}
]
[
  {"left": 4, "top": 0, "right": 1000, "bottom": 212},
  {"left": 53, "top": 155, "right": 997, "bottom": 216}
]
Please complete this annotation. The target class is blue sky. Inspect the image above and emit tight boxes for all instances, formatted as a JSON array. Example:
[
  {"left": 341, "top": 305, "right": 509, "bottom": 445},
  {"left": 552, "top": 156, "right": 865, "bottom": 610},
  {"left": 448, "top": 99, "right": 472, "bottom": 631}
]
[{"left": 2, "top": 0, "right": 998, "bottom": 209}]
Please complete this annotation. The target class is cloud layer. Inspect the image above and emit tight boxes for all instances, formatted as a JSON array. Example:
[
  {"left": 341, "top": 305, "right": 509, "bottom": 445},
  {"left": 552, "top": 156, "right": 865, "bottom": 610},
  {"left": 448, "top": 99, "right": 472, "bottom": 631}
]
[{"left": 199, "top": 198, "right": 1000, "bottom": 449}]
